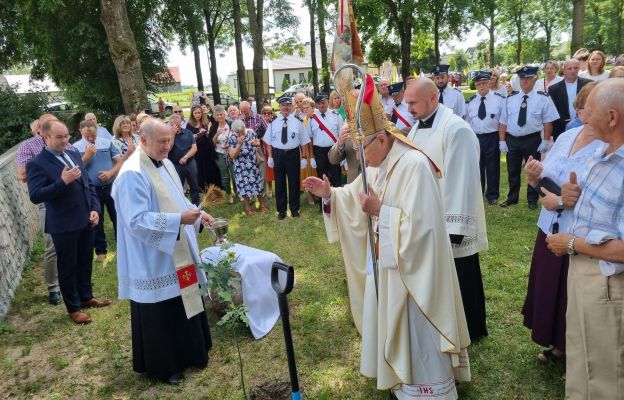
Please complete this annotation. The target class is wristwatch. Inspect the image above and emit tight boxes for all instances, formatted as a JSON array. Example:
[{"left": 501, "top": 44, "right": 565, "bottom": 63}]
[
  {"left": 557, "top": 197, "right": 564, "bottom": 212},
  {"left": 567, "top": 236, "right": 577, "bottom": 256}
]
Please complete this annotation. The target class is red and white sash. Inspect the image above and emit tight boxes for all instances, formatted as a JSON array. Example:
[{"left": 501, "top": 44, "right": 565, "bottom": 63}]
[
  {"left": 312, "top": 114, "right": 338, "bottom": 143},
  {"left": 392, "top": 108, "right": 412, "bottom": 128}
]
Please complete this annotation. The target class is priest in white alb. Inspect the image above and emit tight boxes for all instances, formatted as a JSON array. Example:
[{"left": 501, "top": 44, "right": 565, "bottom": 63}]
[
  {"left": 304, "top": 75, "right": 471, "bottom": 400},
  {"left": 405, "top": 77, "right": 489, "bottom": 341},
  {"left": 112, "top": 119, "right": 214, "bottom": 385}
]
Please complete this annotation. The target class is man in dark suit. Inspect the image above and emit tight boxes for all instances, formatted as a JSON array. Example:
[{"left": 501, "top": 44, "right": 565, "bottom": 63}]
[
  {"left": 26, "top": 120, "right": 112, "bottom": 324},
  {"left": 548, "top": 59, "right": 592, "bottom": 140}
]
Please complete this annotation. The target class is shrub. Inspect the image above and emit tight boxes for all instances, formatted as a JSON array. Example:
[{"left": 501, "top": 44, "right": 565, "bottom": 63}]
[{"left": 0, "top": 87, "right": 49, "bottom": 154}]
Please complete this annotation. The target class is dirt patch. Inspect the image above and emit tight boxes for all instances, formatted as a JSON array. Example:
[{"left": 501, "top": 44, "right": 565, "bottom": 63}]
[{"left": 250, "top": 379, "right": 292, "bottom": 400}]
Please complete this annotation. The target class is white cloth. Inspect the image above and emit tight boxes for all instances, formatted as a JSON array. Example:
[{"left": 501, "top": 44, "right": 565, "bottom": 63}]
[
  {"left": 200, "top": 244, "right": 282, "bottom": 339},
  {"left": 408, "top": 105, "right": 488, "bottom": 258},
  {"left": 565, "top": 81, "right": 578, "bottom": 120},
  {"left": 113, "top": 153, "right": 207, "bottom": 304},
  {"left": 579, "top": 70, "right": 610, "bottom": 81},
  {"left": 535, "top": 76, "right": 563, "bottom": 92},
  {"left": 215, "top": 125, "right": 231, "bottom": 155},
  {"left": 536, "top": 126, "right": 604, "bottom": 235}
]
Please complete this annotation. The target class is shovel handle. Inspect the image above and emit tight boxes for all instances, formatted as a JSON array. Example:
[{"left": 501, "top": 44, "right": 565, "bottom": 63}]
[{"left": 271, "top": 262, "right": 294, "bottom": 295}]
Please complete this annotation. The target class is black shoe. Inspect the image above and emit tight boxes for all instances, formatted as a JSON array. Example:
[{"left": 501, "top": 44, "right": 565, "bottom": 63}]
[
  {"left": 500, "top": 200, "right": 517, "bottom": 208},
  {"left": 488, "top": 199, "right": 498, "bottom": 205},
  {"left": 528, "top": 202, "right": 538, "bottom": 210},
  {"left": 292, "top": 211, "right": 300, "bottom": 218},
  {"left": 278, "top": 213, "right": 286, "bottom": 220},
  {"left": 166, "top": 373, "right": 184, "bottom": 385},
  {"left": 48, "top": 291, "right": 61, "bottom": 305}
]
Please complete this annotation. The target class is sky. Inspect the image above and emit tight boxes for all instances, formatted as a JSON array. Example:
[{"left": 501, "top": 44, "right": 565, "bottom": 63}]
[{"left": 167, "top": 5, "right": 488, "bottom": 86}]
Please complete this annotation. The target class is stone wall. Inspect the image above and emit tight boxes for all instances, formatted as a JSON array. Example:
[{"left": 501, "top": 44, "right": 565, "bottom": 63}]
[{"left": 0, "top": 145, "right": 40, "bottom": 321}]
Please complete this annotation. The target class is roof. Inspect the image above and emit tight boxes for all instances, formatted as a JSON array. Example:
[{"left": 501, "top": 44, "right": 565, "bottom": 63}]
[
  {"left": 271, "top": 43, "right": 368, "bottom": 71},
  {"left": 168, "top": 66, "right": 181, "bottom": 83},
  {"left": 2, "top": 74, "right": 60, "bottom": 94}
]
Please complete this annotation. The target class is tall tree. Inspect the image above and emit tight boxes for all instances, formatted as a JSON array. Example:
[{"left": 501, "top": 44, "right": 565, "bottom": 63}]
[
  {"left": 585, "top": 0, "right": 624, "bottom": 54},
  {"left": 306, "top": 0, "right": 320, "bottom": 95},
  {"left": 421, "top": 0, "right": 468, "bottom": 64},
  {"left": 317, "top": 0, "right": 330, "bottom": 92},
  {"left": 232, "top": 0, "right": 249, "bottom": 100},
  {"left": 469, "top": 0, "right": 500, "bottom": 68},
  {"left": 571, "top": 0, "right": 585, "bottom": 54},
  {"left": 501, "top": 0, "right": 527, "bottom": 64},
  {"left": 529, "top": 0, "right": 570, "bottom": 61},
  {"left": 100, "top": 0, "right": 148, "bottom": 113},
  {"left": 203, "top": 0, "right": 231, "bottom": 104}
]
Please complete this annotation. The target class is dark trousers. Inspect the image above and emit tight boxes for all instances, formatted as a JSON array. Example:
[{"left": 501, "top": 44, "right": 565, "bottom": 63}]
[
  {"left": 273, "top": 148, "right": 300, "bottom": 214},
  {"left": 51, "top": 224, "right": 95, "bottom": 313},
  {"left": 174, "top": 158, "right": 200, "bottom": 205},
  {"left": 313, "top": 145, "right": 342, "bottom": 187},
  {"left": 94, "top": 184, "right": 117, "bottom": 255},
  {"left": 476, "top": 132, "right": 500, "bottom": 202},
  {"left": 506, "top": 132, "right": 540, "bottom": 204}
]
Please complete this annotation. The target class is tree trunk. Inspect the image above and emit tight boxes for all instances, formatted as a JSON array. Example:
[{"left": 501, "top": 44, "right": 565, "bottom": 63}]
[
  {"left": 247, "top": 0, "right": 264, "bottom": 112},
  {"left": 399, "top": 24, "right": 412, "bottom": 80},
  {"left": 545, "top": 26, "right": 551, "bottom": 61},
  {"left": 317, "top": 0, "right": 330, "bottom": 93},
  {"left": 99, "top": 0, "right": 147, "bottom": 113},
  {"left": 571, "top": 0, "right": 585, "bottom": 54},
  {"left": 488, "top": 16, "right": 495, "bottom": 68},
  {"left": 203, "top": 8, "right": 221, "bottom": 104},
  {"left": 233, "top": 0, "right": 248, "bottom": 100},
  {"left": 191, "top": 34, "right": 204, "bottom": 91},
  {"left": 307, "top": 0, "right": 319, "bottom": 96}
]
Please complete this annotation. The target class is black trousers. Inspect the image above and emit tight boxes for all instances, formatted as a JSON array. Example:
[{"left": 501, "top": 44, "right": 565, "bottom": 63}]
[
  {"left": 505, "top": 132, "right": 540, "bottom": 204},
  {"left": 273, "top": 147, "right": 300, "bottom": 214},
  {"left": 94, "top": 184, "right": 117, "bottom": 255},
  {"left": 313, "top": 145, "right": 342, "bottom": 187},
  {"left": 476, "top": 132, "right": 500, "bottom": 202},
  {"left": 51, "top": 224, "right": 95, "bottom": 313},
  {"left": 174, "top": 158, "right": 200, "bottom": 205}
]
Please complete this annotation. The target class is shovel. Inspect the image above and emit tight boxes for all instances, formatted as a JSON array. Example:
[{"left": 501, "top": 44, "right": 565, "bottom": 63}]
[{"left": 271, "top": 262, "right": 301, "bottom": 400}]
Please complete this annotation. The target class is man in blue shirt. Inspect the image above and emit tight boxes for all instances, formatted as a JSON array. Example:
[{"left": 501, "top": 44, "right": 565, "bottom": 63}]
[
  {"left": 168, "top": 113, "right": 200, "bottom": 205},
  {"left": 73, "top": 120, "right": 122, "bottom": 262}
]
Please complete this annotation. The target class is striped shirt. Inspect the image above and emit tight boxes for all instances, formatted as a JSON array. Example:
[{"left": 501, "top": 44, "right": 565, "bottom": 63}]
[
  {"left": 571, "top": 143, "right": 624, "bottom": 240},
  {"left": 16, "top": 135, "right": 75, "bottom": 169}
]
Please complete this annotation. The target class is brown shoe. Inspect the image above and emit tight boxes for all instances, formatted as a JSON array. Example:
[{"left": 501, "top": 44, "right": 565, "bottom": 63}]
[
  {"left": 69, "top": 311, "right": 92, "bottom": 324},
  {"left": 81, "top": 298, "right": 112, "bottom": 308}
]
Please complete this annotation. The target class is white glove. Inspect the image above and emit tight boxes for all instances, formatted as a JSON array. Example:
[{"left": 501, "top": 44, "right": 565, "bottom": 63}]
[
  {"left": 537, "top": 139, "right": 550, "bottom": 153},
  {"left": 300, "top": 158, "right": 307, "bottom": 169},
  {"left": 499, "top": 141, "right": 509, "bottom": 154},
  {"left": 310, "top": 158, "right": 317, "bottom": 169},
  {"left": 340, "top": 159, "right": 348, "bottom": 171},
  {"left": 267, "top": 157, "right": 274, "bottom": 168}
]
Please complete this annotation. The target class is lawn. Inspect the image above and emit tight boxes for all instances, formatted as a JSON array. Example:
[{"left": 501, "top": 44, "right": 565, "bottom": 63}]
[{"left": 0, "top": 159, "right": 566, "bottom": 399}]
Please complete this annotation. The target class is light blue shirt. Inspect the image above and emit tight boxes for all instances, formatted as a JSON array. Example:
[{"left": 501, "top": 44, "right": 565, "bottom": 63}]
[
  {"left": 264, "top": 113, "right": 310, "bottom": 150},
  {"left": 464, "top": 90, "right": 506, "bottom": 134},
  {"left": 500, "top": 89, "right": 560, "bottom": 136},
  {"left": 73, "top": 137, "right": 121, "bottom": 186},
  {"left": 565, "top": 81, "right": 578, "bottom": 120},
  {"left": 536, "top": 126, "right": 604, "bottom": 235},
  {"left": 96, "top": 126, "right": 113, "bottom": 140},
  {"left": 308, "top": 109, "right": 342, "bottom": 148},
  {"left": 439, "top": 86, "right": 466, "bottom": 117}
]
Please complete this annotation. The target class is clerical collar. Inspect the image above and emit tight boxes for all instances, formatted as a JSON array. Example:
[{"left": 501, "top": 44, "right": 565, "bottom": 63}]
[
  {"left": 418, "top": 106, "right": 439, "bottom": 129},
  {"left": 148, "top": 155, "right": 163, "bottom": 168}
]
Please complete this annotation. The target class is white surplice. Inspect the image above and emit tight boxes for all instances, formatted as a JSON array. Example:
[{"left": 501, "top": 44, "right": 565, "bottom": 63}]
[
  {"left": 407, "top": 105, "right": 488, "bottom": 258},
  {"left": 324, "top": 140, "right": 470, "bottom": 398},
  {"left": 112, "top": 152, "right": 207, "bottom": 304}
]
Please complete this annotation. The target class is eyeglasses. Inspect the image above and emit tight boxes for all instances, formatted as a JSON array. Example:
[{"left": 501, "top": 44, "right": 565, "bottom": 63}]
[
  {"left": 173, "top": 110, "right": 183, "bottom": 114},
  {"left": 262, "top": 111, "right": 273, "bottom": 115}
]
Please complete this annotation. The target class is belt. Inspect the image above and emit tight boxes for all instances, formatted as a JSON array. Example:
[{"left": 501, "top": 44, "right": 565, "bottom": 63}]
[
  {"left": 508, "top": 131, "right": 540, "bottom": 139},
  {"left": 476, "top": 131, "right": 499, "bottom": 135},
  {"left": 272, "top": 147, "right": 299, "bottom": 153},
  {"left": 313, "top": 145, "right": 333, "bottom": 149}
]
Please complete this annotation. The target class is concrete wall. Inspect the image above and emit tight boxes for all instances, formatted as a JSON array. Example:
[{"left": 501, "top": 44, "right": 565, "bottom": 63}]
[{"left": 0, "top": 145, "right": 40, "bottom": 321}]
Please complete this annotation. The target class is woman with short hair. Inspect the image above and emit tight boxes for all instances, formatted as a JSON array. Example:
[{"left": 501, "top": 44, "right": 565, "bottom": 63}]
[
  {"left": 580, "top": 50, "right": 610, "bottom": 81},
  {"left": 536, "top": 61, "right": 563, "bottom": 92},
  {"left": 257, "top": 105, "right": 275, "bottom": 198},
  {"left": 609, "top": 66, "right": 624, "bottom": 78},
  {"left": 111, "top": 115, "right": 139, "bottom": 160},
  {"left": 228, "top": 120, "right": 267, "bottom": 215},
  {"left": 211, "top": 105, "right": 235, "bottom": 203}
]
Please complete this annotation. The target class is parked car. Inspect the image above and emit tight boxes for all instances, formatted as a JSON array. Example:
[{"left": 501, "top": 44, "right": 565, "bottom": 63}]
[
  {"left": 148, "top": 96, "right": 173, "bottom": 116},
  {"left": 206, "top": 92, "right": 238, "bottom": 108},
  {"left": 283, "top": 83, "right": 313, "bottom": 97},
  {"left": 44, "top": 101, "right": 84, "bottom": 136}
]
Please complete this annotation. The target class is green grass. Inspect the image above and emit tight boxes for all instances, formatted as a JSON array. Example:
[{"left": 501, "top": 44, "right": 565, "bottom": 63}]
[{"left": 0, "top": 159, "right": 565, "bottom": 399}]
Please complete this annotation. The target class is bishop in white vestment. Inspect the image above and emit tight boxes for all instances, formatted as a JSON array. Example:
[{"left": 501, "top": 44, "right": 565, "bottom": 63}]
[
  {"left": 405, "top": 78, "right": 489, "bottom": 341},
  {"left": 305, "top": 79, "right": 471, "bottom": 399},
  {"left": 112, "top": 119, "right": 214, "bottom": 384}
]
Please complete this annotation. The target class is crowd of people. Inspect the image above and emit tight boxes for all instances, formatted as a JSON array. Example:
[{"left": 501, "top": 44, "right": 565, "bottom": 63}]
[{"left": 14, "top": 49, "right": 624, "bottom": 397}]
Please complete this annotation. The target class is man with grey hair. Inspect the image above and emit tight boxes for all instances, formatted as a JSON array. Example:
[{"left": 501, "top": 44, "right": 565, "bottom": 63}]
[
  {"left": 545, "top": 78, "right": 624, "bottom": 400},
  {"left": 84, "top": 112, "right": 113, "bottom": 140},
  {"left": 113, "top": 118, "right": 214, "bottom": 384},
  {"left": 405, "top": 77, "right": 489, "bottom": 341},
  {"left": 548, "top": 58, "right": 592, "bottom": 140},
  {"left": 167, "top": 113, "right": 199, "bottom": 205}
]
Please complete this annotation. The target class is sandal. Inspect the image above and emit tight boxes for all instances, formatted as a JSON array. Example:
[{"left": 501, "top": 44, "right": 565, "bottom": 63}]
[
  {"left": 537, "top": 348, "right": 564, "bottom": 363},
  {"left": 259, "top": 206, "right": 269, "bottom": 213},
  {"left": 244, "top": 209, "right": 256, "bottom": 216}
]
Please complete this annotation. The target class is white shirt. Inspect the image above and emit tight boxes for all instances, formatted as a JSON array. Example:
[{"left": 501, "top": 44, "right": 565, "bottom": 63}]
[
  {"left": 535, "top": 76, "right": 563, "bottom": 92},
  {"left": 500, "top": 89, "right": 560, "bottom": 137},
  {"left": 565, "top": 81, "right": 578, "bottom": 120},
  {"left": 264, "top": 113, "right": 310, "bottom": 150},
  {"left": 579, "top": 70, "right": 610, "bottom": 81},
  {"left": 464, "top": 90, "right": 505, "bottom": 134},
  {"left": 96, "top": 126, "right": 113, "bottom": 140},
  {"left": 384, "top": 100, "right": 416, "bottom": 131},
  {"left": 308, "top": 109, "right": 342, "bottom": 148},
  {"left": 439, "top": 86, "right": 466, "bottom": 117}
]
